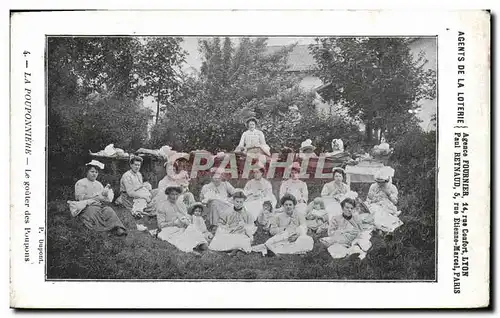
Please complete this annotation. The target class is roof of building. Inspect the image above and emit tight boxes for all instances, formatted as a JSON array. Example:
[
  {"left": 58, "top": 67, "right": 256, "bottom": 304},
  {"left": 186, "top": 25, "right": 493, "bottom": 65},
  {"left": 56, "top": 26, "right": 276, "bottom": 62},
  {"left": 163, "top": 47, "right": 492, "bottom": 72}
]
[{"left": 266, "top": 45, "right": 317, "bottom": 72}]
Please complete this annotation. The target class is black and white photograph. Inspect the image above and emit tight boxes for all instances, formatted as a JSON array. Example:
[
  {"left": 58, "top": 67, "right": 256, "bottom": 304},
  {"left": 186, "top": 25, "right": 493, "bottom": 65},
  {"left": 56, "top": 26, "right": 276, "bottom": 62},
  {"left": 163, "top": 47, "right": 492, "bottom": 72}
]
[
  {"left": 46, "top": 35, "right": 437, "bottom": 281},
  {"left": 9, "top": 9, "right": 490, "bottom": 308}
]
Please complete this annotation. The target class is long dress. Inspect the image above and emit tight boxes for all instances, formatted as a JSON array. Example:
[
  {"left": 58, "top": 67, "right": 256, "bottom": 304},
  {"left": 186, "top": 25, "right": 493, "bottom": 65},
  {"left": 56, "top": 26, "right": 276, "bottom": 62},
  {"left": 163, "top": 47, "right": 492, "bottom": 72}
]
[
  {"left": 264, "top": 209, "right": 314, "bottom": 255},
  {"left": 319, "top": 213, "right": 374, "bottom": 259},
  {"left": 155, "top": 199, "right": 207, "bottom": 253},
  {"left": 366, "top": 183, "right": 403, "bottom": 232},
  {"left": 116, "top": 170, "right": 152, "bottom": 215},
  {"left": 321, "top": 181, "right": 350, "bottom": 218},
  {"left": 200, "top": 181, "right": 235, "bottom": 226},
  {"left": 74, "top": 178, "right": 126, "bottom": 232},
  {"left": 243, "top": 177, "right": 277, "bottom": 221},
  {"left": 238, "top": 129, "right": 270, "bottom": 156},
  {"left": 279, "top": 179, "right": 308, "bottom": 215},
  {"left": 209, "top": 206, "right": 256, "bottom": 253}
]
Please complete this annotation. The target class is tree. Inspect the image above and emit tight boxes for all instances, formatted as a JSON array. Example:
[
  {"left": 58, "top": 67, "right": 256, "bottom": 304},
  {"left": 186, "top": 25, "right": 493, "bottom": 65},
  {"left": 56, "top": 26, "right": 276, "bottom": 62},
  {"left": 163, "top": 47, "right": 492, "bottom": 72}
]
[
  {"left": 47, "top": 37, "right": 152, "bottom": 196},
  {"left": 310, "top": 37, "right": 436, "bottom": 143},
  {"left": 135, "top": 37, "right": 187, "bottom": 124},
  {"left": 150, "top": 37, "right": 355, "bottom": 153},
  {"left": 48, "top": 37, "right": 143, "bottom": 102}
]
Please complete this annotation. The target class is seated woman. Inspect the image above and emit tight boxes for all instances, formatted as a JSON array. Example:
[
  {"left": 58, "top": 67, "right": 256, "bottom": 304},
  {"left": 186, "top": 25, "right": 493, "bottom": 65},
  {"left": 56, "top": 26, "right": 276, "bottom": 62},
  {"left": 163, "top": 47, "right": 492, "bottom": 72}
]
[
  {"left": 263, "top": 194, "right": 314, "bottom": 256},
  {"left": 365, "top": 168, "right": 403, "bottom": 233},
  {"left": 279, "top": 162, "right": 308, "bottom": 215},
  {"left": 321, "top": 167, "right": 350, "bottom": 218},
  {"left": 116, "top": 156, "right": 153, "bottom": 218},
  {"left": 158, "top": 153, "right": 195, "bottom": 207},
  {"left": 209, "top": 190, "right": 256, "bottom": 256},
  {"left": 72, "top": 160, "right": 127, "bottom": 236},
  {"left": 305, "top": 197, "right": 329, "bottom": 234},
  {"left": 156, "top": 185, "right": 209, "bottom": 254},
  {"left": 235, "top": 117, "right": 271, "bottom": 156},
  {"left": 200, "top": 168, "right": 236, "bottom": 227},
  {"left": 319, "top": 198, "right": 374, "bottom": 260},
  {"left": 243, "top": 165, "right": 277, "bottom": 222}
]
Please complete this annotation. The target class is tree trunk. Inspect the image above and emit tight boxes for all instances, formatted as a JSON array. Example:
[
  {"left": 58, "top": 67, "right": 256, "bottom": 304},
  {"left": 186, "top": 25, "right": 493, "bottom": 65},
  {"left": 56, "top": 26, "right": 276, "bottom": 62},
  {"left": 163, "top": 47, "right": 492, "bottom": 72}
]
[
  {"left": 365, "top": 122, "right": 373, "bottom": 143},
  {"left": 156, "top": 91, "right": 161, "bottom": 125}
]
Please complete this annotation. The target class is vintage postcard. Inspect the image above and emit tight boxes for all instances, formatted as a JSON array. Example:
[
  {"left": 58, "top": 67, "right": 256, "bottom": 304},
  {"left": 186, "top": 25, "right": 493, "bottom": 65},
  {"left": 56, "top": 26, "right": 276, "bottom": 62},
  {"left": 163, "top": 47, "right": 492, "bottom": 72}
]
[{"left": 9, "top": 10, "right": 490, "bottom": 308}]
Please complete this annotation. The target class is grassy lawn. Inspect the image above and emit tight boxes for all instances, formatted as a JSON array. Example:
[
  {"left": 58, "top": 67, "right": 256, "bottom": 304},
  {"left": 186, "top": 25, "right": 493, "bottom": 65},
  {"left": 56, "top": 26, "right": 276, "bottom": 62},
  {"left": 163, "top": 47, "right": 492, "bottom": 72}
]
[{"left": 47, "top": 182, "right": 435, "bottom": 280}]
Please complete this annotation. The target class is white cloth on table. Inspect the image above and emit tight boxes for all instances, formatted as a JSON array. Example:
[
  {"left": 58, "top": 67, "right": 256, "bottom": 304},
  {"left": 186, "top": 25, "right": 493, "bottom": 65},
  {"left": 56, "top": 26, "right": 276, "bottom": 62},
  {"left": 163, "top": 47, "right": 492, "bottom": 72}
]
[{"left": 345, "top": 164, "right": 394, "bottom": 184}]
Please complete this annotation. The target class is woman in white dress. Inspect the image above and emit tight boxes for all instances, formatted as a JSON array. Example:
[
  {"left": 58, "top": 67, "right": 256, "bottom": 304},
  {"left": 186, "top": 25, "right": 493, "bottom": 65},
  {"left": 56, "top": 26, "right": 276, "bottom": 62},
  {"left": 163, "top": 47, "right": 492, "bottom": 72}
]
[
  {"left": 156, "top": 185, "right": 208, "bottom": 254},
  {"left": 158, "top": 153, "right": 195, "bottom": 207},
  {"left": 243, "top": 166, "right": 277, "bottom": 221},
  {"left": 365, "top": 169, "right": 403, "bottom": 233},
  {"left": 236, "top": 117, "right": 271, "bottom": 156},
  {"left": 320, "top": 167, "right": 350, "bottom": 218},
  {"left": 116, "top": 156, "right": 153, "bottom": 217},
  {"left": 264, "top": 194, "right": 314, "bottom": 256},
  {"left": 208, "top": 190, "right": 257, "bottom": 256},
  {"left": 72, "top": 160, "right": 127, "bottom": 236},
  {"left": 319, "top": 198, "right": 374, "bottom": 260},
  {"left": 200, "top": 169, "right": 235, "bottom": 227},
  {"left": 279, "top": 162, "right": 308, "bottom": 215}
]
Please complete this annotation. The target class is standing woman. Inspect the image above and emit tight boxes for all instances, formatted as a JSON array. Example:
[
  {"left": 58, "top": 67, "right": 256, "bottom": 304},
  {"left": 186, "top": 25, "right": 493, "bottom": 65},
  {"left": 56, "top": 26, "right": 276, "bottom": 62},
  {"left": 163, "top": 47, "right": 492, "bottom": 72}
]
[
  {"left": 200, "top": 168, "right": 236, "bottom": 227},
  {"left": 116, "top": 156, "right": 152, "bottom": 217},
  {"left": 236, "top": 117, "right": 271, "bottom": 156},
  {"left": 279, "top": 162, "right": 308, "bottom": 215},
  {"left": 243, "top": 165, "right": 277, "bottom": 221},
  {"left": 320, "top": 167, "right": 350, "bottom": 218},
  {"left": 73, "top": 160, "right": 127, "bottom": 236}
]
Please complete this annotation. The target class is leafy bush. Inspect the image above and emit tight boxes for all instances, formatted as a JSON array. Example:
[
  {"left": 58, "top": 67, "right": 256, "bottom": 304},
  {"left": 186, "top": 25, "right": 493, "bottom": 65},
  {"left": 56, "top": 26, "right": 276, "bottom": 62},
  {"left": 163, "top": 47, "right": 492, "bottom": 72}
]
[{"left": 48, "top": 96, "right": 151, "bottom": 199}]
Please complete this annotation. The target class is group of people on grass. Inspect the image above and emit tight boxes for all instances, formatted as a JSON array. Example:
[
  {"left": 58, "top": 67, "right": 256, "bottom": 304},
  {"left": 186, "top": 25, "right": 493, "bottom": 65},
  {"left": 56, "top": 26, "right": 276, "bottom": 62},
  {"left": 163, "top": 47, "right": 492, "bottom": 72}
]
[{"left": 71, "top": 150, "right": 403, "bottom": 260}]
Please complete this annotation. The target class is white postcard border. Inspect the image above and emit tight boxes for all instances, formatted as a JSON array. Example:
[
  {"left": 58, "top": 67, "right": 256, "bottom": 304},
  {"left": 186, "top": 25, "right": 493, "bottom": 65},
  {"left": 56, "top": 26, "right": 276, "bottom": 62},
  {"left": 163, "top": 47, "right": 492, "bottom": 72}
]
[{"left": 9, "top": 10, "right": 490, "bottom": 308}]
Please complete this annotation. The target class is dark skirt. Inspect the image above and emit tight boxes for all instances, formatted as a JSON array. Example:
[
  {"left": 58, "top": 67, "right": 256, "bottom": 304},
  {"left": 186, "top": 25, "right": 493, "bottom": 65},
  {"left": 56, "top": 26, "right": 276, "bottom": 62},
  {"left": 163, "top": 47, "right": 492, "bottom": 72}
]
[{"left": 79, "top": 205, "right": 126, "bottom": 232}]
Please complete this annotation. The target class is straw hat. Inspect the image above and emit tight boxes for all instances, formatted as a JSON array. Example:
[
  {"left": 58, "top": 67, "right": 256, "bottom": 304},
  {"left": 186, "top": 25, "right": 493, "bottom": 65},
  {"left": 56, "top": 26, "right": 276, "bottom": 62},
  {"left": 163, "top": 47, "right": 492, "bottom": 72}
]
[
  {"left": 85, "top": 160, "right": 105, "bottom": 170},
  {"left": 300, "top": 139, "right": 316, "bottom": 152}
]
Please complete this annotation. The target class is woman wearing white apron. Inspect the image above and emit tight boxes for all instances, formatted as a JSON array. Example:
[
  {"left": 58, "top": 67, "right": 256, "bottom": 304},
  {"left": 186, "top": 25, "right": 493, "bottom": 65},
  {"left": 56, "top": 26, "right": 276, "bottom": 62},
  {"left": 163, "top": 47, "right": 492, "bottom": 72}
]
[
  {"left": 243, "top": 165, "right": 277, "bottom": 221},
  {"left": 320, "top": 167, "right": 350, "bottom": 219},
  {"left": 279, "top": 162, "right": 308, "bottom": 215}
]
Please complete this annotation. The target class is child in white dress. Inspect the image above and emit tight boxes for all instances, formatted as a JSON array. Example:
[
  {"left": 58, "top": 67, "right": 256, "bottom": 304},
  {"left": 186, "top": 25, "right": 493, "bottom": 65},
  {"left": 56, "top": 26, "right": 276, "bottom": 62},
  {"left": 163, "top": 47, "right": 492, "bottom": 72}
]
[
  {"left": 188, "top": 202, "right": 213, "bottom": 242},
  {"left": 257, "top": 200, "right": 275, "bottom": 232},
  {"left": 305, "top": 197, "right": 329, "bottom": 233}
]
